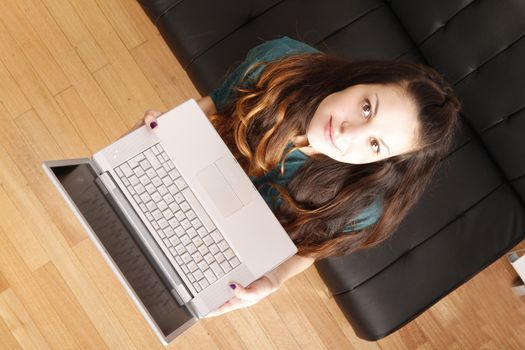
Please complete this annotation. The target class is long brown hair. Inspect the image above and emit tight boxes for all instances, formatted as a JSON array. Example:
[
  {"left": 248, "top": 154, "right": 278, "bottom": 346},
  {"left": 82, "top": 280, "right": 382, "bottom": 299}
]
[{"left": 210, "top": 53, "right": 460, "bottom": 260}]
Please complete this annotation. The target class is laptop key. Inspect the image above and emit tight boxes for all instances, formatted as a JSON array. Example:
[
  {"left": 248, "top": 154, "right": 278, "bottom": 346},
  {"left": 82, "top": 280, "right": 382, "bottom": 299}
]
[
  {"left": 115, "top": 167, "right": 124, "bottom": 177},
  {"left": 218, "top": 240, "right": 229, "bottom": 251},
  {"left": 174, "top": 244, "right": 185, "bottom": 255},
  {"left": 181, "top": 219, "right": 192, "bottom": 230},
  {"left": 158, "top": 200, "right": 168, "bottom": 212},
  {"left": 198, "top": 259, "right": 209, "bottom": 271},
  {"left": 192, "top": 236, "right": 203, "bottom": 247},
  {"left": 181, "top": 252, "right": 191, "bottom": 264},
  {"left": 193, "top": 270, "right": 203, "bottom": 281},
  {"left": 230, "top": 257, "right": 240, "bottom": 267},
  {"left": 163, "top": 227, "right": 175, "bottom": 238},
  {"left": 181, "top": 188, "right": 216, "bottom": 232},
  {"left": 169, "top": 235, "right": 180, "bottom": 246},
  {"left": 175, "top": 255, "right": 183, "bottom": 266},
  {"left": 180, "top": 235, "right": 191, "bottom": 245},
  {"left": 187, "top": 227, "right": 197, "bottom": 238},
  {"left": 134, "top": 167, "right": 145, "bottom": 177},
  {"left": 203, "top": 236, "right": 214, "bottom": 246},
  {"left": 210, "top": 230, "right": 222, "bottom": 243},
  {"left": 224, "top": 248, "right": 235, "bottom": 260},
  {"left": 199, "top": 279, "right": 209, "bottom": 290},
  {"left": 121, "top": 164, "right": 133, "bottom": 177},
  {"left": 209, "top": 244, "right": 219, "bottom": 255},
  {"left": 210, "top": 262, "right": 222, "bottom": 276},
  {"left": 191, "top": 252, "right": 203, "bottom": 263},
  {"left": 220, "top": 260, "right": 232, "bottom": 273},
  {"left": 152, "top": 177, "right": 162, "bottom": 187},
  {"left": 204, "top": 269, "right": 217, "bottom": 283},
  {"left": 187, "top": 243, "right": 197, "bottom": 255},
  {"left": 215, "top": 253, "right": 225, "bottom": 264},
  {"left": 145, "top": 149, "right": 161, "bottom": 169},
  {"left": 129, "top": 175, "right": 139, "bottom": 186},
  {"left": 198, "top": 245, "right": 209, "bottom": 256},
  {"left": 187, "top": 262, "right": 198, "bottom": 273}
]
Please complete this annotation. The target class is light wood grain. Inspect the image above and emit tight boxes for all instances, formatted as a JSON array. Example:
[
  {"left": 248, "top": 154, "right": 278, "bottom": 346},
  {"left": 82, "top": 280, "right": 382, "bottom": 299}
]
[{"left": 0, "top": 0, "right": 524, "bottom": 349}]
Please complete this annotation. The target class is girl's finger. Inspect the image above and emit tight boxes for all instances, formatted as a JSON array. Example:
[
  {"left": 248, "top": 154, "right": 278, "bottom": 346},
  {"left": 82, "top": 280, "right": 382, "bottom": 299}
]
[
  {"left": 144, "top": 109, "right": 161, "bottom": 129},
  {"left": 206, "top": 296, "right": 255, "bottom": 318}
]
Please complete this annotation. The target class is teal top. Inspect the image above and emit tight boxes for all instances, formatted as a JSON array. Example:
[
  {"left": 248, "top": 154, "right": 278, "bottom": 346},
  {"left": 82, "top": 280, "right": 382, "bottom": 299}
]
[{"left": 210, "top": 37, "right": 382, "bottom": 232}]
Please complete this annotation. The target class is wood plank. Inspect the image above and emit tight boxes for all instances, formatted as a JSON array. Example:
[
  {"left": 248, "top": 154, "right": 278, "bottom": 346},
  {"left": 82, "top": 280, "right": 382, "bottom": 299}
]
[
  {"left": 0, "top": 59, "right": 31, "bottom": 117},
  {"left": 0, "top": 20, "right": 88, "bottom": 157},
  {"left": 131, "top": 37, "right": 201, "bottom": 108},
  {"left": 0, "top": 289, "right": 49, "bottom": 350},
  {"left": 95, "top": 0, "right": 146, "bottom": 50},
  {"left": 265, "top": 278, "right": 331, "bottom": 350},
  {"left": 34, "top": 262, "right": 108, "bottom": 349},
  {"left": 199, "top": 315, "right": 249, "bottom": 349},
  {"left": 56, "top": 86, "right": 110, "bottom": 153},
  {"left": 222, "top": 309, "right": 277, "bottom": 350},
  {"left": 0, "top": 232, "right": 80, "bottom": 349},
  {"left": 0, "top": 272, "right": 9, "bottom": 294},
  {"left": 14, "top": 0, "right": 127, "bottom": 141},
  {"left": 93, "top": 63, "right": 150, "bottom": 125},
  {"left": 248, "top": 298, "right": 302, "bottom": 349},
  {"left": 0, "top": 0, "right": 71, "bottom": 96},
  {"left": 119, "top": 0, "right": 161, "bottom": 42},
  {"left": 0, "top": 187, "right": 49, "bottom": 271},
  {"left": 70, "top": 0, "right": 165, "bottom": 119},
  {"left": 285, "top": 273, "right": 354, "bottom": 349},
  {"left": 41, "top": 0, "right": 108, "bottom": 72},
  {"left": 0, "top": 104, "right": 88, "bottom": 247},
  {"left": 0, "top": 310, "right": 22, "bottom": 350},
  {"left": 15, "top": 109, "right": 65, "bottom": 159}
]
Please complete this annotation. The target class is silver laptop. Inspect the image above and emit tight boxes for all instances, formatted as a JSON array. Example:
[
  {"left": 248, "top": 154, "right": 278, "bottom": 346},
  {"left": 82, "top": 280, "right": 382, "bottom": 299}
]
[{"left": 42, "top": 99, "right": 297, "bottom": 344}]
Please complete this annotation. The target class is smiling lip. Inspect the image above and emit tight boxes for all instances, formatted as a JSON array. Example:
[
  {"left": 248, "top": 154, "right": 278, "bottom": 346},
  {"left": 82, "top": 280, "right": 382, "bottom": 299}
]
[{"left": 325, "top": 116, "right": 338, "bottom": 150}]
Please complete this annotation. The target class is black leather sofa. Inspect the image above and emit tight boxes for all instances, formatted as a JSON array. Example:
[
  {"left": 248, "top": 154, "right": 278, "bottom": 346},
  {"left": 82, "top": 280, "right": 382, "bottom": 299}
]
[{"left": 137, "top": 0, "right": 525, "bottom": 340}]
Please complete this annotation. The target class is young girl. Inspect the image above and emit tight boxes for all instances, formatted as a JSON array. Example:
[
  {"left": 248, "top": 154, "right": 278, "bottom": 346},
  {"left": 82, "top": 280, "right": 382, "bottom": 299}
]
[{"left": 131, "top": 37, "right": 460, "bottom": 317}]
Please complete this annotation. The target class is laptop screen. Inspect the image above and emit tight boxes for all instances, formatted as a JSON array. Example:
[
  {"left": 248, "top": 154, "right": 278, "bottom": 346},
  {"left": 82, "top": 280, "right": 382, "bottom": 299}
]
[{"left": 50, "top": 162, "right": 195, "bottom": 337}]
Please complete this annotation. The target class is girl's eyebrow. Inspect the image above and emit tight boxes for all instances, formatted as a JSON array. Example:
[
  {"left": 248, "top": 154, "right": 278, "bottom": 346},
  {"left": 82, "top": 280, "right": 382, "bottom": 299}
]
[
  {"left": 373, "top": 93, "right": 379, "bottom": 119},
  {"left": 374, "top": 92, "right": 390, "bottom": 155},
  {"left": 373, "top": 93, "right": 390, "bottom": 154}
]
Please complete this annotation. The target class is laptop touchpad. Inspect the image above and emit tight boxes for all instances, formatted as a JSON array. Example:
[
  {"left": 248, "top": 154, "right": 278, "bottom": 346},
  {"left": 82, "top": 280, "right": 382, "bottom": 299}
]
[{"left": 197, "top": 158, "right": 250, "bottom": 217}]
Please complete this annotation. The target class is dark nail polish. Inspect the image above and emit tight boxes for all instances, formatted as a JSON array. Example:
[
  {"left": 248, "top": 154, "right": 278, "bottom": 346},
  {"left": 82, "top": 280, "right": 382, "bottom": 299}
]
[
  {"left": 150, "top": 121, "right": 158, "bottom": 129},
  {"left": 229, "top": 283, "right": 236, "bottom": 290}
]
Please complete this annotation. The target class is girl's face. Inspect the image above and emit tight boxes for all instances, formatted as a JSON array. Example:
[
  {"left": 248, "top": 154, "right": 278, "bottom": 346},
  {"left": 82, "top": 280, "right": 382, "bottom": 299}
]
[{"left": 306, "top": 83, "right": 420, "bottom": 164}]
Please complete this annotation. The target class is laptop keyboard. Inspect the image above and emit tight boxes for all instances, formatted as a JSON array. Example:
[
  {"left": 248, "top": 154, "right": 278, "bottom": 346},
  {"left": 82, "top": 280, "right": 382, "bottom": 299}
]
[{"left": 114, "top": 143, "right": 241, "bottom": 293}]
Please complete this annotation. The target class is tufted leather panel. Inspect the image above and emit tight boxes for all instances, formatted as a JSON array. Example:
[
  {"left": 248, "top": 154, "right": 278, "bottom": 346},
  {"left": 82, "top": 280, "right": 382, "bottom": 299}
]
[
  {"left": 332, "top": 184, "right": 525, "bottom": 339},
  {"left": 137, "top": 0, "right": 525, "bottom": 341},
  {"left": 390, "top": 0, "right": 525, "bottom": 201},
  {"left": 155, "top": 0, "right": 393, "bottom": 93}
]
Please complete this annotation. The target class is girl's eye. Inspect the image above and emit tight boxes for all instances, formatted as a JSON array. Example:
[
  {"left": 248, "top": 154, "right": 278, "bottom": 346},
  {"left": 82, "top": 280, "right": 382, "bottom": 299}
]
[
  {"left": 371, "top": 138, "right": 380, "bottom": 153},
  {"left": 363, "top": 100, "right": 372, "bottom": 119}
]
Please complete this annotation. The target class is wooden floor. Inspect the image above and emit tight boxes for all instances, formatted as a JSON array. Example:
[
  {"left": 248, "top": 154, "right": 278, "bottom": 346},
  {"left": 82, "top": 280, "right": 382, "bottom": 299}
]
[{"left": 0, "top": 0, "right": 524, "bottom": 348}]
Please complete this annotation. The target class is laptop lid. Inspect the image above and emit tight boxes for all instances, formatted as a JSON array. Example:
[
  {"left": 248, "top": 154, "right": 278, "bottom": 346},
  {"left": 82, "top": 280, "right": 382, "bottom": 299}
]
[{"left": 42, "top": 159, "right": 197, "bottom": 344}]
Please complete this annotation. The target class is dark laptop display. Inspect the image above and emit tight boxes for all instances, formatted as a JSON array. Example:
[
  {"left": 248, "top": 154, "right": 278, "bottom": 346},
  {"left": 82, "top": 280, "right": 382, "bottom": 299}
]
[{"left": 51, "top": 163, "right": 194, "bottom": 337}]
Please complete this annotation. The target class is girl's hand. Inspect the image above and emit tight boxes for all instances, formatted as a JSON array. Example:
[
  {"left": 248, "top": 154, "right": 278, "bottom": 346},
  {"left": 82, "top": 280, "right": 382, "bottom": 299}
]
[
  {"left": 205, "top": 275, "right": 279, "bottom": 318},
  {"left": 136, "top": 109, "right": 162, "bottom": 130},
  {"left": 118, "top": 109, "right": 162, "bottom": 140}
]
